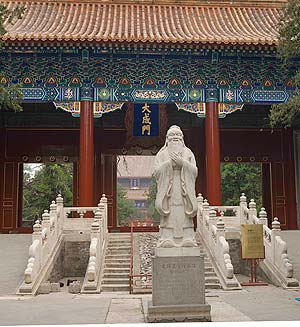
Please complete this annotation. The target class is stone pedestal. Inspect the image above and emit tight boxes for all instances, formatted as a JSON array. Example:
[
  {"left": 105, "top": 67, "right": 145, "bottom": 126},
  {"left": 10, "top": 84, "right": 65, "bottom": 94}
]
[{"left": 147, "top": 247, "right": 211, "bottom": 322}]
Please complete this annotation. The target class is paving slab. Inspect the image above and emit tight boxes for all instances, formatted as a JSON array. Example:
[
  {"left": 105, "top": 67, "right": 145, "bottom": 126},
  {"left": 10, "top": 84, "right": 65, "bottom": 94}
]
[
  {"left": 105, "top": 298, "right": 145, "bottom": 324},
  {"left": 216, "top": 285, "right": 300, "bottom": 321},
  {"left": 0, "top": 293, "right": 110, "bottom": 325}
]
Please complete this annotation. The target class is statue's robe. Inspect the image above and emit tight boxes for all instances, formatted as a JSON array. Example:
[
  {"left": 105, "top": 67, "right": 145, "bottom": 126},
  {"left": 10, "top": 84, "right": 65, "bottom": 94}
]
[{"left": 154, "top": 146, "right": 198, "bottom": 239}]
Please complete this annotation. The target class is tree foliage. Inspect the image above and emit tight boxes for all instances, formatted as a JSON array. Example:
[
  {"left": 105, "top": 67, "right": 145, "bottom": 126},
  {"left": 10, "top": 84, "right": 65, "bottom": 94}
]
[
  {"left": 269, "top": 0, "right": 300, "bottom": 128},
  {"left": 0, "top": 4, "right": 25, "bottom": 112},
  {"left": 221, "top": 163, "right": 262, "bottom": 209},
  {"left": 117, "top": 184, "right": 137, "bottom": 225},
  {"left": 23, "top": 164, "right": 73, "bottom": 227},
  {"left": 146, "top": 175, "right": 160, "bottom": 222}
]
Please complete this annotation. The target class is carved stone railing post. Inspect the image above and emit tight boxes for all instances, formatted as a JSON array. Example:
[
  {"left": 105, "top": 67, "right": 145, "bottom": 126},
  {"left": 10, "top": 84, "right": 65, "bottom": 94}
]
[
  {"left": 87, "top": 219, "right": 100, "bottom": 282},
  {"left": 248, "top": 199, "right": 257, "bottom": 223},
  {"left": 42, "top": 210, "right": 50, "bottom": 238},
  {"left": 208, "top": 209, "right": 217, "bottom": 226},
  {"left": 101, "top": 194, "right": 108, "bottom": 233},
  {"left": 94, "top": 208, "right": 103, "bottom": 248},
  {"left": 202, "top": 199, "right": 210, "bottom": 229},
  {"left": 197, "top": 193, "right": 204, "bottom": 205},
  {"left": 271, "top": 217, "right": 281, "bottom": 262},
  {"left": 49, "top": 200, "right": 57, "bottom": 231},
  {"left": 239, "top": 193, "right": 247, "bottom": 223},
  {"left": 216, "top": 217, "right": 225, "bottom": 238},
  {"left": 56, "top": 194, "right": 64, "bottom": 230},
  {"left": 196, "top": 193, "right": 204, "bottom": 232},
  {"left": 24, "top": 220, "right": 42, "bottom": 284},
  {"left": 41, "top": 210, "right": 51, "bottom": 260},
  {"left": 32, "top": 219, "right": 42, "bottom": 244},
  {"left": 258, "top": 207, "right": 268, "bottom": 226}
]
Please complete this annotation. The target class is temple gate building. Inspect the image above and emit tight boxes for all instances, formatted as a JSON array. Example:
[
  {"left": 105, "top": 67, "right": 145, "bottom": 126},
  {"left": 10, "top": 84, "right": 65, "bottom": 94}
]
[{"left": 0, "top": 0, "right": 299, "bottom": 233}]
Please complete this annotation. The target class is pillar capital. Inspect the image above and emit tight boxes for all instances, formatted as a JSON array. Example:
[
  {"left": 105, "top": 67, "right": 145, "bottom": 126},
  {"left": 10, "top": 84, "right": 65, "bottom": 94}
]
[
  {"left": 80, "top": 87, "right": 94, "bottom": 101},
  {"left": 205, "top": 88, "right": 218, "bottom": 102}
]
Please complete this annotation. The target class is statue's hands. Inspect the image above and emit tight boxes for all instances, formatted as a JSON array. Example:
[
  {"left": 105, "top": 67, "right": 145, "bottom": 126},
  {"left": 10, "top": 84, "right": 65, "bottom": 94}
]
[{"left": 170, "top": 152, "right": 183, "bottom": 167}]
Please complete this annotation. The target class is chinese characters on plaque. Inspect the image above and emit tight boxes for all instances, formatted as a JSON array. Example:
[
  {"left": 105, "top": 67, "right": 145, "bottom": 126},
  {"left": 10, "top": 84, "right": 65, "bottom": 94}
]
[
  {"left": 133, "top": 103, "right": 159, "bottom": 136},
  {"left": 241, "top": 224, "right": 265, "bottom": 259}
]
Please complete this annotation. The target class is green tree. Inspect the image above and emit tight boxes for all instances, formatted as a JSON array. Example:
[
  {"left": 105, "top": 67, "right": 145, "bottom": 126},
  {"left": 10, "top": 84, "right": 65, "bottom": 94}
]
[
  {"left": 0, "top": 4, "right": 25, "bottom": 111},
  {"left": 269, "top": 0, "right": 300, "bottom": 128},
  {"left": 221, "top": 163, "right": 262, "bottom": 209},
  {"left": 145, "top": 175, "right": 160, "bottom": 223},
  {"left": 23, "top": 163, "right": 73, "bottom": 226},
  {"left": 117, "top": 184, "right": 137, "bottom": 225}
]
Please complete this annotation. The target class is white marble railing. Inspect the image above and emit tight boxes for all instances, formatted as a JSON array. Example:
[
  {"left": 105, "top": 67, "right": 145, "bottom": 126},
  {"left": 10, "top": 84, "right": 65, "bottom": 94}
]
[
  {"left": 20, "top": 194, "right": 109, "bottom": 294},
  {"left": 197, "top": 194, "right": 240, "bottom": 289},
  {"left": 239, "top": 194, "right": 297, "bottom": 286},
  {"left": 84, "top": 195, "right": 108, "bottom": 291},
  {"left": 197, "top": 192, "right": 299, "bottom": 289},
  {"left": 24, "top": 194, "right": 64, "bottom": 285}
]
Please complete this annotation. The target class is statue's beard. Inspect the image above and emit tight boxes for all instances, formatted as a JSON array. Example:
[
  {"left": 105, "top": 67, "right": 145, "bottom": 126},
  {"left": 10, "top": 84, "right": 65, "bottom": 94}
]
[{"left": 168, "top": 139, "right": 184, "bottom": 153}]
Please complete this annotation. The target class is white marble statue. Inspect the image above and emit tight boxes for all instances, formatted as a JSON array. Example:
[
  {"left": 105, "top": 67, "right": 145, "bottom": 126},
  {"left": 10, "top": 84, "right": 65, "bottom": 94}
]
[{"left": 154, "top": 125, "right": 198, "bottom": 247}]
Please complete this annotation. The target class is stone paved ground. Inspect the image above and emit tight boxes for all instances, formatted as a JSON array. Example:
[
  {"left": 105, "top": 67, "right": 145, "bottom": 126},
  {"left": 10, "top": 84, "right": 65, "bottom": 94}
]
[
  {"left": 0, "top": 285, "right": 299, "bottom": 325},
  {"left": 0, "top": 235, "right": 31, "bottom": 295},
  {"left": 1, "top": 233, "right": 300, "bottom": 325}
]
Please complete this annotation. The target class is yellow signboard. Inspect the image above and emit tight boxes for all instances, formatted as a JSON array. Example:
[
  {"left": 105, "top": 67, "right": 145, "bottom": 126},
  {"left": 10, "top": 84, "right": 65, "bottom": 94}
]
[{"left": 241, "top": 224, "right": 265, "bottom": 259}]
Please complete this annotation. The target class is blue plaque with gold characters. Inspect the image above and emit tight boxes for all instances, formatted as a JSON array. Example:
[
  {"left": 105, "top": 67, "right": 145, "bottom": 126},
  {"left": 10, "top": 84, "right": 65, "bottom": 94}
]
[{"left": 133, "top": 103, "right": 159, "bottom": 136}]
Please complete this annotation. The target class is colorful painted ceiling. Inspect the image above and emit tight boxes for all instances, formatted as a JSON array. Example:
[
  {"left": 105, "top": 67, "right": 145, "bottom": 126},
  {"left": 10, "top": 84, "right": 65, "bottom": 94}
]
[{"left": 2, "top": 0, "right": 285, "bottom": 45}]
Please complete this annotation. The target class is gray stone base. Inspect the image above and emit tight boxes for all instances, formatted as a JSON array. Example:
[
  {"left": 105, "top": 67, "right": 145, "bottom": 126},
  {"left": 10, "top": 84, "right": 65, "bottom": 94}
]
[{"left": 147, "top": 301, "right": 211, "bottom": 322}]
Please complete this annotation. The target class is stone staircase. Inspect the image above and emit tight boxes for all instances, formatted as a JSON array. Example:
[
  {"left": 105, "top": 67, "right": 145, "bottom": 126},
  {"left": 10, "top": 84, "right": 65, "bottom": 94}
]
[
  {"left": 197, "top": 242, "right": 222, "bottom": 290},
  {"left": 100, "top": 232, "right": 222, "bottom": 292},
  {"left": 101, "top": 233, "right": 131, "bottom": 292}
]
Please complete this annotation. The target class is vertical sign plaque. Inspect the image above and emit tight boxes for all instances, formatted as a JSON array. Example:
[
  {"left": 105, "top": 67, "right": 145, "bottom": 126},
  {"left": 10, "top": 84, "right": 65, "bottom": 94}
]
[
  {"left": 241, "top": 224, "right": 265, "bottom": 259},
  {"left": 133, "top": 103, "right": 159, "bottom": 136}
]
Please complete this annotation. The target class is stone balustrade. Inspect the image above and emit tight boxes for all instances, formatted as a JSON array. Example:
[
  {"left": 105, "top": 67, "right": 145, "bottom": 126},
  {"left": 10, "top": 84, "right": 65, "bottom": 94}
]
[
  {"left": 83, "top": 195, "right": 108, "bottom": 291},
  {"left": 239, "top": 194, "right": 298, "bottom": 287},
  {"left": 197, "top": 192, "right": 299, "bottom": 289},
  {"left": 197, "top": 194, "right": 240, "bottom": 289},
  {"left": 19, "top": 193, "right": 109, "bottom": 295}
]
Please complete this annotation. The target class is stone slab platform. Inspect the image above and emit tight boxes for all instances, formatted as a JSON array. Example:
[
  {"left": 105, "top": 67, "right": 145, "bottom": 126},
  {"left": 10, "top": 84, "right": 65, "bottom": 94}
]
[{"left": 147, "top": 301, "right": 211, "bottom": 322}]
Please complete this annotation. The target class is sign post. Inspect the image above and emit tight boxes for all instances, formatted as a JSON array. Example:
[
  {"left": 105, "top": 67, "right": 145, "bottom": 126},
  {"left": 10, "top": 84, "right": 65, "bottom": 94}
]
[{"left": 241, "top": 224, "right": 268, "bottom": 286}]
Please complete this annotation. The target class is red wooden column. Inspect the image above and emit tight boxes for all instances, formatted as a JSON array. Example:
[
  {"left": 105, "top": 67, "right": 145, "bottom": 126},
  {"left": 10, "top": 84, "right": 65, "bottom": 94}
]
[
  {"left": 205, "top": 91, "right": 222, "bottom": 205},
  {"left": 79, "top": 100, "right": 94, "bottom": 207}
]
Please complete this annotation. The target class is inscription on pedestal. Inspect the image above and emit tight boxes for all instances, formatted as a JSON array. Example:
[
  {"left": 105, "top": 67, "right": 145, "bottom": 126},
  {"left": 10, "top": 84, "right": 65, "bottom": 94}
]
[{"left": 152, "top": 255, "right": 205, "bottom": 306}]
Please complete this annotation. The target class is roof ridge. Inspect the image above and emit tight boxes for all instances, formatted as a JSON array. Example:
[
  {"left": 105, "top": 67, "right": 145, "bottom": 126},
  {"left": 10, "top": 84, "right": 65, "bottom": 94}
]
[{"left": 5, "top": 0, "right": 287, "bottom": 9}]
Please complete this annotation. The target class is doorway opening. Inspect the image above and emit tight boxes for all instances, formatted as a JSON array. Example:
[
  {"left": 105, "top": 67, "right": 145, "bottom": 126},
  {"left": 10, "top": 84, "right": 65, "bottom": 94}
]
[
  {"left": 22, "top": 163, "right": 73, "bottom": 228},
  {"left": 116, "top": 155, "right": 159, "bottom": 227},
  {"left": 221, "top": 162, "right": 262, "bottom": 209}
]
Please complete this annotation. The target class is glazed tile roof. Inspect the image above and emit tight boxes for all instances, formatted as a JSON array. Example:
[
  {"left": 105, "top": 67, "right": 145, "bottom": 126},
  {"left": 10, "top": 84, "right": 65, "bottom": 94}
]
[{"left": 2, "top": 1, "right": 285, "bottom": 45}]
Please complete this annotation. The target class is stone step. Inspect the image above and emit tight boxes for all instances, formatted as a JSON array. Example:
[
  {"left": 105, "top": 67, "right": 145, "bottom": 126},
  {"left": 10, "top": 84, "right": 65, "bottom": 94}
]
[
  {"left": 205, "top": 277, "right": 220, "bottom": 284},
  {"left": 105, "top": 254, "right": 130, "bottom": 259},
  {"left": 103, "top": 272, "right": 130, "bottom": 279},
  {"left": 106, "top": 249, "right": 131, "bottom": 254},
  {"left": 205, "top": 283, "right": 222, "bottom": 289},
  {"left": 204, "top": 266, "right": 215, "bottom": 272},
  {"left": 107, "top": 245, "right": 130, "bottom": 250},
  {"left": 102, "top": 278, "right": 129, "bottom": 285},
  {"left": 105, "top": 263, "right": 131, "bottom": 268},
  {"left": 104, "top": 268, "right": 130, "bottom": 274},
  {"left": 108, "top": 235, "right": 131, "bottom": 240},
  {"left": 205, "top": 271, "right": 218, "bottom": 277},
  {"left": 105, "top": 258, "right": 131, "bottom": 263},
  {"left": 101, "top": 284, "right": 130, "bottom": 292},
  {"left": 106, "top": 252, "right": 130, "bottom": 257},
  {"left": 108, "top": 241, "right": 131, "bottom": 245}
]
